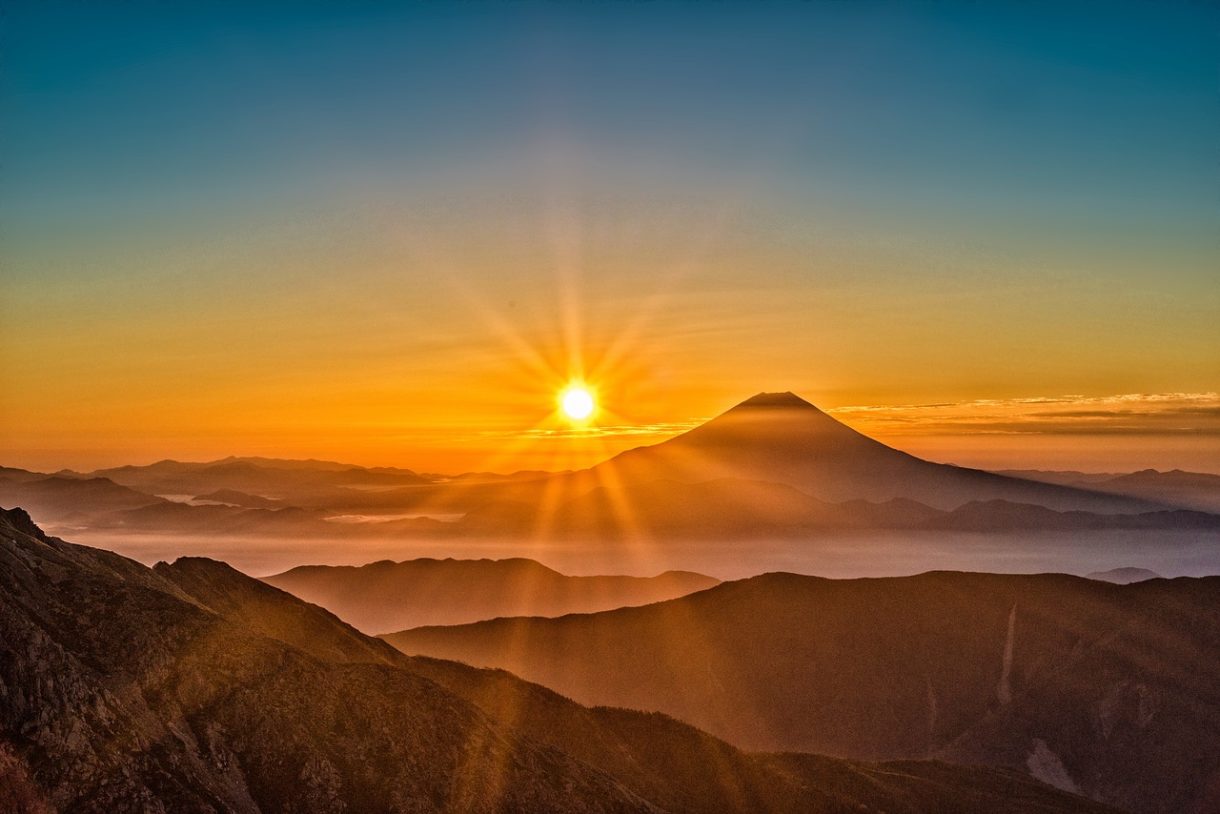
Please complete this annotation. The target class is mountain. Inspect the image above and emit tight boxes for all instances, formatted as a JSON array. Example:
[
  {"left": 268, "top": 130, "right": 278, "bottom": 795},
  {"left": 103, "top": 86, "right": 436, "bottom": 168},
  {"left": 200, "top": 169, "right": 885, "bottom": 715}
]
[
  {"left": 998, "top": 468, "right": 1220, "bottom": 513},
  {"left": 464, "top": 478, "right": 1217, "bottom": 540},
  {"left": 1097, "top": 469, "right": 1220, "bottom": 512},
  {"left": 385, "top": 570, "right": 1220, "bottom": 814},
  {"left": 0, "top": 475, "right": 164, "bottom": 523},
  {"left": 193, "top": 488, "right": 290, "bottom": 508},
  {"left": 0, "top": 466, "right": 48, "bottom": 483},
  {"left": 919, "top": 500, "right": 1220, "bottom": 532},
  {"left": 5, "top": 394, "right": 1204, "bottom": 546},
  {"left": 1086, "top": 567, "right": 1163, "bottom": 584},
  {"left": 0, "top": 508, "right": 653, "bottom": 812},
  {"left": 462, "top": 476, "right": 944, "bottom": 537},
  {"left": 87, "top": 456, "right": 433, "bottom": 500},
  {"left": 589, "top": 393, "right": 1157, "bottom": 512},
  {"left": 10, "top": 470, "right": 1207, "bottom": 549},
  {"left": 101, "top": 500, "right": 330, "bottom": 534},
  {"left": 264, "top": 558, "right": 720, "bottom": 633},
  {"left": 0, "top": 507, "right": 1114, "bottom": 813}
]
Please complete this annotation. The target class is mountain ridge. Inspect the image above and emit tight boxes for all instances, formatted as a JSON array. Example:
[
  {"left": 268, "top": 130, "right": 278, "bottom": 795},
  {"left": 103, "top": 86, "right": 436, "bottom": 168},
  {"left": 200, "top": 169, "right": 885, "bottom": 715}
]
[
  {"left": 384, "top": 567, "right": 1220, "bottom": 814},
  {"left": 263, "top": 557, "right": 721, "bottom": 633},
  {"left": 0, "top": 506, "right": 1117, "bottom": 813}
]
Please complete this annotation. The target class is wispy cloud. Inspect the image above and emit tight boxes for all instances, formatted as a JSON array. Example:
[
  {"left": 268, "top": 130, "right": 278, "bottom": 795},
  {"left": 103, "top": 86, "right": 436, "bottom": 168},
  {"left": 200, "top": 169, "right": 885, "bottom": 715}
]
[
  {"left": 511, "top": 421, "right": 707, "bottom": 440},
  {"left": 487, "top": 392, "right": 1220, "bottom": 451},
  {"left": 827, "top": 393, "right": 1220, "bottom": 436}
]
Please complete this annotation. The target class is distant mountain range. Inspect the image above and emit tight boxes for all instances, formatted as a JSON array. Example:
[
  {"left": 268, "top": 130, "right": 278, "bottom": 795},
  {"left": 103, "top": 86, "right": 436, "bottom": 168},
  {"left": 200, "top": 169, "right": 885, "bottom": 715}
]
[
  {"left": 384, "top": 570, "right": 1220, "bottom": 814},
  {"left": 999, "top": 468, "right": 1220, "bottom": 513},
  {"left": 263, "top": 558, "right": 719, "bottom": 633},
  {"left": 3, "top": 391, "right": 1215, "bottom": 810},
  {"left": 1086, "top": 567, "right": 1162, "bottom": 584},
  {"left": 4, "top": 392, "right": 1219, "bottom": 546},
  {"left": 74, "top": 455, "right": 431, "bottom": 495},
  {"left": 0, "top": 474, "right": 170, "bottom": 521},
  {"left": 0, "top": 508, "right": 1116, "bottom": 813}
]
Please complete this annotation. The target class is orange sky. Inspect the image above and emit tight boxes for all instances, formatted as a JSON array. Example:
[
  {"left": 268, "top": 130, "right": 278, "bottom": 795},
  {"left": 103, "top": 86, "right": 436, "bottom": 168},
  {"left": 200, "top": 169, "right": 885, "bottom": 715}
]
[
  {"left": 3, "top": 3, "right": 1218, "bottom": 476},
  {"left": 3, "top": 220, "right": 1217, "bottom": 474}
]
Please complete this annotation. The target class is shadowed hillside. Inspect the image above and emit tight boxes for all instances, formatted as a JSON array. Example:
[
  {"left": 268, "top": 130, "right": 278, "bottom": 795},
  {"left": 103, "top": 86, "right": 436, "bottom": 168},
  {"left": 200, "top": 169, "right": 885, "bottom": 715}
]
[
  {"left": 264, "top": 558, "right": 719, "bottom": 633},
  {"left": 89, "top": 456, "right": 433, "bottom": 496},
  {"left": 386, "top": 570, "right": 1220, "bottom": 814},
  {"left": 0, "top": 509, "right": 652, "bottom": 812},
  {"left": 1001, "top": 469, "right": 1220, "bottom": 514},
  {"left": 0, "top": 506, "right": 1116, "bottom": 813},
  {"left": 0, "top": 475, "right": 165, "bottom": 523}
]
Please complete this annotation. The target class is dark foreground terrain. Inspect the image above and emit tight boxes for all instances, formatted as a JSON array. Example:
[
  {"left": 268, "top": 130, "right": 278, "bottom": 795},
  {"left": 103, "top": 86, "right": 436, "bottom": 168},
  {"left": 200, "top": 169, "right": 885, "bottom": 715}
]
[
  {"left": 0, "top": 506, "right": 1124, "bottom": 813},
  {"left": 388, "top": 570, "right": 1220, "bottom": 814}
]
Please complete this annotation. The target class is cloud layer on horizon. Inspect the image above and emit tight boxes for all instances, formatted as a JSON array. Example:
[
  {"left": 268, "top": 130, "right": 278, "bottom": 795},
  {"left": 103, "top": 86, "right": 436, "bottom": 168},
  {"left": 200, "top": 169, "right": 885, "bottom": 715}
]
[
  {"left": 828, "top": 392, "right": 1220, "bottom": 437},
  {"left": 504, "top": 392, "right": 1220, "bottom": 447}
]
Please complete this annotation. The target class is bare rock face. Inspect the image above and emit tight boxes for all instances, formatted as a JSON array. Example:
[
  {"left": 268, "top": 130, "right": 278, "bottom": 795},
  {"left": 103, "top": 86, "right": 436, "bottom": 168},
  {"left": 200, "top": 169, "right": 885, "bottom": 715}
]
[{"left": 0, "top": 507, "right": 1119, "bottom": 814}]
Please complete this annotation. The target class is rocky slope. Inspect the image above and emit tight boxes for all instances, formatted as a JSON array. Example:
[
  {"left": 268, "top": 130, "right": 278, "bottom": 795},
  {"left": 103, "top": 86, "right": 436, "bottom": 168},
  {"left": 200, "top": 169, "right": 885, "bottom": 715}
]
[
  {"left": 0, "top": 506, "right": 1118, "bottom": 813},
  {"left": 0, "top": 508, "right": 654, "bottom": 813}
]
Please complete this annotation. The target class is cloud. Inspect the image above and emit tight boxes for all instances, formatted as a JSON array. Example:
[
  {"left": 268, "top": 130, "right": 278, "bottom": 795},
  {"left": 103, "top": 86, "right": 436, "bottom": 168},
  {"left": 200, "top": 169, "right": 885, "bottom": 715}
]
[
  {"left": 827, "top": 392, "right": 1220, "bottom": 436},
  {"left": 513, "top": 421, "right": 706, "bottom": 440},
  {"left": 493, "top": 392, "right": 1220, "bottom": 448}
]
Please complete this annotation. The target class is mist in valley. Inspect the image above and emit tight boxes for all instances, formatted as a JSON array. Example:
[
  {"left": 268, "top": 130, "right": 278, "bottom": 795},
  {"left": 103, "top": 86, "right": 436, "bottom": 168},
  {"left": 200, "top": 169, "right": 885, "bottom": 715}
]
[{"left": 59, "top": 526, "right": 1218, "bottom": 582}]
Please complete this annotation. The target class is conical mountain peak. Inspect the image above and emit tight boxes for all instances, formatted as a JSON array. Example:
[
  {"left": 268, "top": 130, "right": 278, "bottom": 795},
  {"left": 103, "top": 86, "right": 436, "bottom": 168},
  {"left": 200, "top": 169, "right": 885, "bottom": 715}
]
[
  {"left": 597, "top": 389, "right": 1151, "bottom": 513},
  {"left": 733, "top": 391, "right": 820, "bottom": 410}
]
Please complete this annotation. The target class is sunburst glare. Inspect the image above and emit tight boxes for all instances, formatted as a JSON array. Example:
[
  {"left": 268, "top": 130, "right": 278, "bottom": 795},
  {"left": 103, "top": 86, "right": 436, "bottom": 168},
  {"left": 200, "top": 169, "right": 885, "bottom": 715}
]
[{"left": 559, "top": 384, "right": 596, "bottom": 422}]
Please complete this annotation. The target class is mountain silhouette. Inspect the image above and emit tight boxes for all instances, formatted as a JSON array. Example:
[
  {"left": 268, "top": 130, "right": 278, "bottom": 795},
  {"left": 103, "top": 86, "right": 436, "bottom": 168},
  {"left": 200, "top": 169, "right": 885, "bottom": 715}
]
[
  {"left": 1005, "top": 468, "right": 1220, "bottom": 513},
  {"left": 385, "top": 569, "right": 1220, "bottom": 814},
  {"left": 263, "top": 558, "right": 719, "bottom": 633},
  {"left": 4, "top": 395, "right": 1204, "bottom": 550},
  {"left": 193, "top": 488, "right": 290, "bottom": 508},
  {"left": 591, "top": 392, "right": 1156, "bottom": 512},
  {"left": 89, "top": 456, "right": 431, "bottom": 498},
  {"left": 0, "top": 507, "right": 1116, "bottom": 813},
  {"left": 4, "top": 393, "right": 1212, "bottom": 565},
  {"left": 0, "top": 475, "right": 165, "bottom": 523},
  {"left": 1086, "top": 567, "right": 1163, "bottom": 584},
  {"left": 464, "top": 477, "right": 1216, "bottom": 540}
]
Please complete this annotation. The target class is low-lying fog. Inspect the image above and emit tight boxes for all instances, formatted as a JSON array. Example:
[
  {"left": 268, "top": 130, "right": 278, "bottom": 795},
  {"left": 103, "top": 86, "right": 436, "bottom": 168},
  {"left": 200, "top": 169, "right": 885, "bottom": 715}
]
[{"left": 57, "top": 527, "right": 1220, "bottom": 581}]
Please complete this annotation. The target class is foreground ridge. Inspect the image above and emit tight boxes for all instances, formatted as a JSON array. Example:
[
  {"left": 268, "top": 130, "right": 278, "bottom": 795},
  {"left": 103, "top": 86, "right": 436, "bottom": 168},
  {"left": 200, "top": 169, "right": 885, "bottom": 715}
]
[{"left": 0, "top": 505, "right": 1117, "bottom": 813}]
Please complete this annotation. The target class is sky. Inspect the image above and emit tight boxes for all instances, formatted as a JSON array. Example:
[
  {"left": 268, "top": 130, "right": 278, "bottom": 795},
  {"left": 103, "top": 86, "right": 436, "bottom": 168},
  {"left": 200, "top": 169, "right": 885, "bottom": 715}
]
[{"left": 2, "top": 1, "right": 1218, "bottom": 474}]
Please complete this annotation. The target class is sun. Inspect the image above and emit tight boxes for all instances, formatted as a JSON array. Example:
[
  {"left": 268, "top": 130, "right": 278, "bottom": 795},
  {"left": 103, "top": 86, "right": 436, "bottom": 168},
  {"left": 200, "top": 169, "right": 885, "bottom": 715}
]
[{"left": 559, "top": 384, "right": 596, "bottom": 421}]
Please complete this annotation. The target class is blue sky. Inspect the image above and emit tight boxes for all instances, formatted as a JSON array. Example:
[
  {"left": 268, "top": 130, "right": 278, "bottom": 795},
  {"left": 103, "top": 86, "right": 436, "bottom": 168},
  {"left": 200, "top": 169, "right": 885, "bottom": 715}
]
[{"left": 6, "top": 1, "right": 1217, "bottom": 236}]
